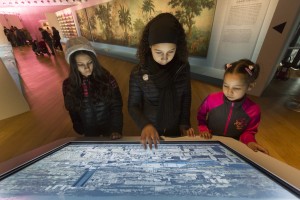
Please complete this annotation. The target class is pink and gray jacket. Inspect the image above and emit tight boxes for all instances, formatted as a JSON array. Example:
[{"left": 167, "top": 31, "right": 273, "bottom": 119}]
[{"left": 197, "top": 92, "right": 260, "bottom": 144}]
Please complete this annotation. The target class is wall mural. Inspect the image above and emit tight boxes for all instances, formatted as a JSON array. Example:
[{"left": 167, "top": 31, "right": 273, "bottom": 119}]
[
  {"left": 77, "top": 0, "right": 216, "bottom": 57},
  {"left": 76, "top": 9, "right": 93, "bottom": 41}
]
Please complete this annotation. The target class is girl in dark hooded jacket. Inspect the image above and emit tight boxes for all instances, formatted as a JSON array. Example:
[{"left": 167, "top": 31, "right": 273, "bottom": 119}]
[
  {"left": 63, "top": 37, "right": 123, "bottom": 139},
  {"left": 128, "top": 13, "right": 194, "bottom": 149}
]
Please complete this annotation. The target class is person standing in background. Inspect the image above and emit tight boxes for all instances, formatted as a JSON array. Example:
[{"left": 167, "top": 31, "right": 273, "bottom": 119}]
[
  {"left": 3, "top": 26, "right": 12, "bottom": 45},
  {"left": 38, "top": 27, "right": 55, "bottom": 55},
  {"left": 15, "top": 27, "right": 26, "bottom": 46},
  {"left": 52, "top": 26, "right": 63, "bottom": 51},
  {"left": 9, "top": 26, "right": 18, "bottom": 47},
  {"left": 22, "top": 28, "right": 33, "bottom": 45},
  {"left": 46, "top": 27, "right": 53, "bottom": 37}
]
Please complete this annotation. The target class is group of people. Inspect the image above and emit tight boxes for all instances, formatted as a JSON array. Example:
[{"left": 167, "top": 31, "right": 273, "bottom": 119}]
[
  {"left": 62, "top": 13, "right": 268, "bottom": 154},
  {"left": 4, "top": 25, "right": 63, "bottom": 57},
  {"left": 37, "top": 26, "right": 63, "bottom": 56},
  {"left": 3, "top": 26, "right": 32, "bottom": 47}
]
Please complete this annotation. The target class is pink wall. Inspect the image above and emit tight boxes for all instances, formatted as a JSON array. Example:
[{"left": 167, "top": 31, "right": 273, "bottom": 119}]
[
  {"left": 18, "top": 6, "right": 71, "bottom": 40},
  {"left": 1, "top": 1, "right": 107, "bottom": 41},
  {"left": 0, "top": 15, "right": 23, "bottom": 29}
]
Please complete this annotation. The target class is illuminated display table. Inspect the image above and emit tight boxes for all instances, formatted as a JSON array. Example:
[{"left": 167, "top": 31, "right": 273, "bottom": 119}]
[{"left": 0, "top": 136, "right": 299, "bottom": 199}]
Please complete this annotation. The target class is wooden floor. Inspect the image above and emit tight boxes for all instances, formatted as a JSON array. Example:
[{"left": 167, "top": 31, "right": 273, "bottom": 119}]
[{"left": 0, "top": 46, "right": 299, "bottom": 170}]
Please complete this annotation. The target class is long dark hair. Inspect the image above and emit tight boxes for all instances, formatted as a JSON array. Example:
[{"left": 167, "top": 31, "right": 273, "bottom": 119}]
[
  {"left": 136, "top": 13, "right": 188, "bottom": 67},
  {"left": 64, "top": 50, "right": 113, "bottom": 111}
]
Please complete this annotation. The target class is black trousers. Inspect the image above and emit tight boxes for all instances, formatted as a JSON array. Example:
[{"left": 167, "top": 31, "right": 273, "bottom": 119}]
[
  {"left": 45, "top": 40, "right": 55, "bottom": 54},
  {"left": 54, "top": 39, "right": 63, "bottom": 51}
]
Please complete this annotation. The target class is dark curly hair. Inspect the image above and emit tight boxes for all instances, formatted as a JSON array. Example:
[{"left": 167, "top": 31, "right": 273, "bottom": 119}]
[
  {"left": 224, "top": 59, "right": 260, "bottom": 84},
  {"left": 64, "top": 50, "right": 113, "bottom": 111},
  {"left": 136, "top": 13, "right": 188, "bottom": 66}
]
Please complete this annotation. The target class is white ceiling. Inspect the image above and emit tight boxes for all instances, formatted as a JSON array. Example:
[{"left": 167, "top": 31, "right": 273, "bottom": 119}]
[
  {"left": 0, "top": 0, "right": 88, "bottom": 14},
  {"left": 0, "top": 0, "right": 86, "bottom": 7}
]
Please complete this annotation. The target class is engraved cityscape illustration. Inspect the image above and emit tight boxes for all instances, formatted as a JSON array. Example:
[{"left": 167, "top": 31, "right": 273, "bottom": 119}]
[{"left": 0, "top": 142, "right": 298, "bottom": 199}]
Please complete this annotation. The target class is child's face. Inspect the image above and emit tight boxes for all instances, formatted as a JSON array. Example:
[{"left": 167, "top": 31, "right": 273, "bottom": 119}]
[
  {"left": 223, "top": 73, "right": 251, "bottom": 101},
  {"left": 150, "top": 43, "right": 176, "bottom": 65},
  {"left": 75, "top": 53, "right": 93, "bottom": 77}
]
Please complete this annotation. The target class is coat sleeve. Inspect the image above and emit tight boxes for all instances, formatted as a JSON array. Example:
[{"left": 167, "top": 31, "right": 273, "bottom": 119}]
[
  {"left": 62, "top": 79, "right": 84, "bottom": 135},
  {"left": 197, "top": 95, "right": 210, "bottom": 132},
  {"left": 239, "top": 105, "right": 260, "bottom": 144},
  {"left": 128, "top": 70, "right": 152, "bottom": 130},
  {"left": 179, "top": 64, "right": 192, "bottom": 129},
  {"left": 109, "top": 75, "right": 123, "bottom": 134},
  {"left": 68, "top": 111, "right": 84, "bottom": 135}
]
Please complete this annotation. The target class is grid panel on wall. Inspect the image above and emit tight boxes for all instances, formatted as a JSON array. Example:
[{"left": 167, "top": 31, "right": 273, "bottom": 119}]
[{"left": 56, "top": 13, "right": 77, "bottom": 38}]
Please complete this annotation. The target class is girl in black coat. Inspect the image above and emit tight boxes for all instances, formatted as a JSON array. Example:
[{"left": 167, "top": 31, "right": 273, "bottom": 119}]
[
  {"left": 63, "top": 37, "right": 123, "bottom": 139},
  {"left": 128, "top": 13, "right": 194, "bottom": 149}
]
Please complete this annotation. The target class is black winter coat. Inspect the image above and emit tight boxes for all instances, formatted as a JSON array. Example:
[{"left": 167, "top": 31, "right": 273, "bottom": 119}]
[
  {"left": 63, "top": 75, "right": 123, "bottom": 137},
  {"left": 128, "top": 62, "right": 192, "bottom": 137},
  {"left": 52, "top": 29, "right": 61, "bottom": 41},
  {"left": 41, "top": 30, "right": 52, "bottom": 42}
]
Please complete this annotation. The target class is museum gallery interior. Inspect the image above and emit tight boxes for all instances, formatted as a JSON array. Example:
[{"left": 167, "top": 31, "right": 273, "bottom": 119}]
[{"left": 0, "top": 0, "right": 299, "bottom": 198}]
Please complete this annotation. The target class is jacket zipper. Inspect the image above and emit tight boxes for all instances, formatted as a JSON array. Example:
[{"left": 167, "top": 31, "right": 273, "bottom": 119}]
[{"left": 224, "top": 102, "right": 234, "bottom": 135}]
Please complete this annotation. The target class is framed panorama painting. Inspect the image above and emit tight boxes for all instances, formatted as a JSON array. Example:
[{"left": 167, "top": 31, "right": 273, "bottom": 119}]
[
  {"left": 76, "top": 8, "right": 93, "bottom": 41},
  {"left": 82, "top": 0, "right": 216, "bottom": 57}
]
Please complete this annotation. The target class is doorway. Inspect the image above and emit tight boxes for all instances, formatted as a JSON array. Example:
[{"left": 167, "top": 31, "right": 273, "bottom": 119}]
[{"left": 273, "top": 22, "right": 300, "bottom": 112}]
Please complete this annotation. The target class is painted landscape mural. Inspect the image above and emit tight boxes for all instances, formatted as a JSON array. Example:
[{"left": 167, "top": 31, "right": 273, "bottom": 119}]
[
  {"left": 76, "top": 9, "right": 93, "bottom": 41},
  {"left": 77, "top": 0, "right": 216, "bottom": 57}
]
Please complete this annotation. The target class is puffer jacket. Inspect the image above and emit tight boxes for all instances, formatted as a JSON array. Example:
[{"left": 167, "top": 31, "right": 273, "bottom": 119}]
[
  {"left": 63, "top": 75, "right": 123, "bottom": 137},
  {"left": 128, "top": 62, "right": 192, "bottom": 137}
]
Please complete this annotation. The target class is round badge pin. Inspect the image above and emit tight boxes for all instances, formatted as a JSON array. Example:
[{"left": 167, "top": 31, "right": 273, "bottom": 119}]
[{"left": 142, "top": 74, "right": 149, "bottom": 81}]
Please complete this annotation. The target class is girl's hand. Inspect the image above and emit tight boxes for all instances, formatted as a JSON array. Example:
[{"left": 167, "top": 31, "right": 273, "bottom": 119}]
[
  {"left": 141, "top": 124, "right": 160, "bottom": 150},
  {"left": 110, "top": 132, "right": 122, "bottom": 140},
  {"left": 199, "top": 131, "right": 212, "bottom": 139},
  {"left": 247, "top": 142, "right": 269, "bottom": 155},
  {"left": 181, "top": 127, "right": 195, "bottom": 137}
]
